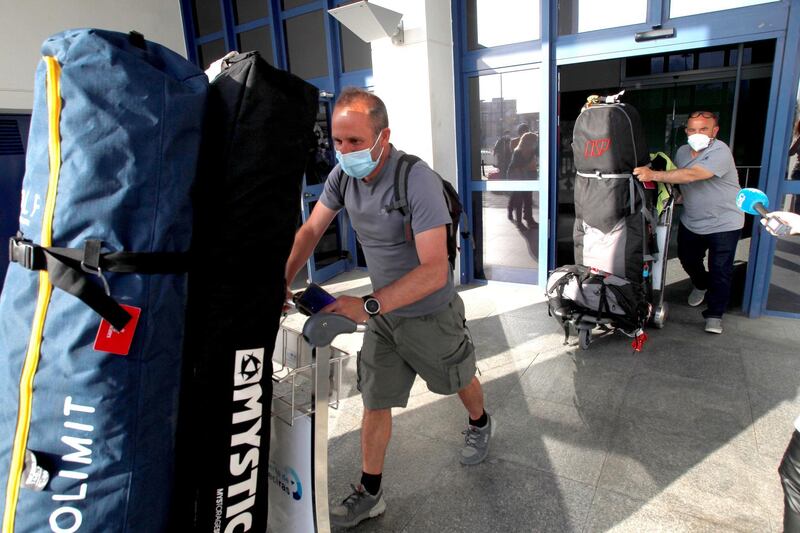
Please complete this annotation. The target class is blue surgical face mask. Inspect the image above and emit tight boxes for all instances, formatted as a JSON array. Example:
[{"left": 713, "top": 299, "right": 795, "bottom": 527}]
[{"left": 335, "top": 131, "right": 384, "bottom": 180}]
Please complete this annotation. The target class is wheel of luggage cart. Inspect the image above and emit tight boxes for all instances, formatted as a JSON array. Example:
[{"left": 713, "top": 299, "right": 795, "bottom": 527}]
[
  {"left": 578, "top": 327, "right": 591, "bottom": 350},
  {"left": 652, "top": 302, "right": 668, "bottom": 329}
]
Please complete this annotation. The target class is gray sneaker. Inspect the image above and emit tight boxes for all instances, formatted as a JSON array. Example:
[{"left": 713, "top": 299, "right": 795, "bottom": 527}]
[
  {"left": 688, "top": 287, "right": 707, "bottom": 307},
  {"left": 330, "top": 484, "right": 386, "bottom": 528},
  {"left": 460, "top": 413, "right": 494, "bottom": 465},
  {"left": 705, "top": 317, "right": 723, "bottom": 334}
]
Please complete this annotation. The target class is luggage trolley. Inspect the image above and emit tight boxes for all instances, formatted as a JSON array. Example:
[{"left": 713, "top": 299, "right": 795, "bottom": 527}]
[
  {"left": 650, "top": 183, "right": 676, "bottom": 329},
  {"left": 268, "top": 313, "right": 364, "bottom": 533}
]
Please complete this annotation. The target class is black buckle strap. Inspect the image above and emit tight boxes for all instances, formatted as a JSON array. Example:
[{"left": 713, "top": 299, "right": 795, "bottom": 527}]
[
  {"left": 8, "top": 236, "right": 190, "bottom": 331},
  {"left": 9, "top": 236, "right": 45, "bottom": 271}
]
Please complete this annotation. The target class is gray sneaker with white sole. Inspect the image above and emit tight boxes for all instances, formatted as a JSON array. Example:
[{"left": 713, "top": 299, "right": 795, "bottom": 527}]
[
  {"left": 330, "top": 484, "right": 386, "bottom": 529},
  {"left": 460, "top": 413, "right": 494, "bottom": 465}
]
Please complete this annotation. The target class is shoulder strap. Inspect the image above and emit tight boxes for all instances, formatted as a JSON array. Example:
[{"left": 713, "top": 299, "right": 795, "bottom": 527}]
[
  {"left": 336, "top": 166, "right": 349, "bottom": 202},
  {"left": 385, "top": 153, "right": 421, "bottom": 242}
]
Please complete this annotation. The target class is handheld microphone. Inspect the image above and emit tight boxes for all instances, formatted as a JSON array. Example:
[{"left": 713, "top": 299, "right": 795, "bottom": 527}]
[{"left": 736, "top": 188, "right": 770, "bottom": 217}]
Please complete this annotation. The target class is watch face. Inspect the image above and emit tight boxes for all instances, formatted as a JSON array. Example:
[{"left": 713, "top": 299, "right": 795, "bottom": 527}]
[{"left": 365, "top": 298, "right": 380, "bottom": 314}]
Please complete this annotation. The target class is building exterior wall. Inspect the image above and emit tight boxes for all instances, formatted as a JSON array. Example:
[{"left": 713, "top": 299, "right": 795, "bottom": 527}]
[{"left": 0, "top": 0, "right": 186, "bottom": 112}]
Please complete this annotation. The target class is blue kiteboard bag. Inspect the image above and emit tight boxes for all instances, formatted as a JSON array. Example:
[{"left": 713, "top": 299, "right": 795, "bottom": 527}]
[{"left": 0, "top": 29, "right": 207, "bottom": 532}]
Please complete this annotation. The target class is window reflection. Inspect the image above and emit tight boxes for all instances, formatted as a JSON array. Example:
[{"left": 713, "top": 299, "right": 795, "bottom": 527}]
[
  {"left": 670, "top": 0, "right": 778, "bottom": 18},
  {"left": 198, "top": 39, "right": 227, "bottom": 70},
  {"left": 284, "top": 10, "right": 329, "bottom": 80},
  {"left": 340, "top": 25, "right": 372, "bottom": 72},
  {"left": 472, "top": 191, "right": 539, "bottom": 283},
  {"left": 767, "top": 195, "right": 800, "bottom": 312},
  {"left": 469, "top": 69, "right": 541, "bottom": 181},
  {"left": 238, "top": 26, "right": 274, "bottom": 65},
  {"left": 466, "top": 0, "right": 540, "bottom": 50},
  {"left": 193, "top": 0, "right": 223, "bottom": 36},
  {"left": 790, "top": 83, "right": 800, "bottom": 181},
  {"left": 305, "top": 101, "right": 335, "bottom": 186},
  {"left": 558, "top": 0, "right": 646, "bottom": 35},
  {"left": 234, "top": 0, "right": 269, "bottom": 24}
]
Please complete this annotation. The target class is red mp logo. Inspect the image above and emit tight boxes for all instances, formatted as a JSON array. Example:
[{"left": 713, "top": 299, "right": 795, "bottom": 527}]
[{"left": 584, "top": 138, "right": 611, "bottom": 158}]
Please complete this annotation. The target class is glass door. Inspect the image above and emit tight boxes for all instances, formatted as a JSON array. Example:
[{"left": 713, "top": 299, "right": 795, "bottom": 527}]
[
  {"left": 302, "top": 96, "right": 350, "bottom": 283},
  {"left": 467, "top": 67, "right": 543, "bottom": 284}
]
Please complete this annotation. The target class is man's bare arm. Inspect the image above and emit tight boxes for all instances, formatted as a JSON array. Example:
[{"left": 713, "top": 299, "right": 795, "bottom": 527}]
[{"left": 633, "top": 164, "right": 714, "bottom": 184}]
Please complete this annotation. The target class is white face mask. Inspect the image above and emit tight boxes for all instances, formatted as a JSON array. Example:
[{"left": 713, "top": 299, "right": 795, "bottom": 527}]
[{"left": 687, "top": 133, "right": 712, "bottom": 152}]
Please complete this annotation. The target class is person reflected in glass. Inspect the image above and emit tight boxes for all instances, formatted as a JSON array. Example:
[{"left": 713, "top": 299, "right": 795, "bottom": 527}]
[
  {"left": 492, "top": 130, "right": 512, "bottom": 179},
  {"left": 507, "top": 131, "right": 538, "bottom": 222},
  {"left": 789, "top": 119, "right": 800, "bottom": 181}
]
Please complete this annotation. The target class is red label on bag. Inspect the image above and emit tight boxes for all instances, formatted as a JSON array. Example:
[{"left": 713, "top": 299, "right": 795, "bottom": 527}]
[
  {"left": 93, "top": 305, "right": 141, "bottom": 356},
  {"left": 642, "top": 181, "right": 656, "bottom": 189}
]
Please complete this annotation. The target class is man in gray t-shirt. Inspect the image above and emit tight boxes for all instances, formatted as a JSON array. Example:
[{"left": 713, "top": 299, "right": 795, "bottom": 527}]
[
  {"left": 634, "top": 111, "right": 743, "bottom": 334},
  {"left": 284, "top": 88, "right": 491, "bottom": 528}
]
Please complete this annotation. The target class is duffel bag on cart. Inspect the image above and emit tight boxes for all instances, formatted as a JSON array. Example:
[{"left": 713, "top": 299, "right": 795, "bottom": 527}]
[{"left": 546, "top": 264, "right": 650, "bottom": 334}]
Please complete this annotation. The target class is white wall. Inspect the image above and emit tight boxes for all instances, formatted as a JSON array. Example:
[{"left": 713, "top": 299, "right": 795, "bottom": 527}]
[
  {"left": 369, "top": 0, "right": 458, "bottom": 185},
  {"left": 0, "top": 0, "right": 187, "bottom": 112},
  {"left": 367, "top": 0, "right": 459, "bottom": 278}
]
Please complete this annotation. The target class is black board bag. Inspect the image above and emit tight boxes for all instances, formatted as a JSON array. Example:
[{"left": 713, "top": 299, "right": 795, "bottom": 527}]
[{"left": 171, "top": 51, "right": 318, "bottom": 532}]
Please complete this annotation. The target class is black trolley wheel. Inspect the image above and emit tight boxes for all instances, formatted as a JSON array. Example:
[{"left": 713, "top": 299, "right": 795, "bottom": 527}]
[{"left": 578, "top": 328, "right": 591, "bottom": 350}]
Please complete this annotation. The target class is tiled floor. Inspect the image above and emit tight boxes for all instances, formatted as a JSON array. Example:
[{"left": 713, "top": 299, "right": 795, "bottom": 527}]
[{"left": 285, "top": 270, "right": 798, "bottom": 532}]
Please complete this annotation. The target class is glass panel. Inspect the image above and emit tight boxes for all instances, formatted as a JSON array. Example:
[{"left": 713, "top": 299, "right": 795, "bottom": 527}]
[
  {"left": 193, "top": 0, "right": 223, "bottom": 36},
  {"left": 472, "top": 191, "right": 539, "bottom": 283},
  {"left": 282, "top": 0, "right": 314, "bottom": 9},
  {"left": 198, "top": 39, "right": 227, "bottom": 69},
  {"left": 766, "top": 195, "right": 800, "bottom": 313},
  {"left": 234, "top": 0, "right": 269, "bottom": 24},
  {"left": 668, "top": 52, "right": 694, "bottom": 72},
  {"left": 557, "top": 0, "right": 647, "bottom": 36},
  {"left": 466, "top": 0, "right": 540, "bottom": 50},
  {"left": 340, "top": 25, "right": 372, "bottom": 72},
  {"left": 306, "top": 102, "right": 335, "bottom": 186},
  {"left": 237, "top": 26, "right": 274, "bottom": 65},
  {"left": 468, "top": 69, "right": 541, "bottom": 181},
  {"left": 309, "top": 200, "right": 343, "bottom": 268},
  {"left": 789, "top": 82, "right": 800, "bottom": 181},
  {"left": 698, "top": 50, "right": 725, "bottom": 69},
  {"left": 670, "top": 0, "right": 778, "bottom": 18},
  {"left": 284, "top": 10, "right": 329, "bottom": 79}
]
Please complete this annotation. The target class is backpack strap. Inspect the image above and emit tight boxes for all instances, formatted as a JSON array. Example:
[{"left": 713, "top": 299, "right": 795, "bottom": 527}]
[
  {"left": 336, "top": 166, "right": 350, "bottom": 203},
  {"left": 385, "top": 153, "right": 421, "bottom": 243}
]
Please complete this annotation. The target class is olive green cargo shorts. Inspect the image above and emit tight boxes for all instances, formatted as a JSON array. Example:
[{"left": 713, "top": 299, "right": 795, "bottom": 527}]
[{"left": 357, "top": 293, "right": 476, "bottom": 410}]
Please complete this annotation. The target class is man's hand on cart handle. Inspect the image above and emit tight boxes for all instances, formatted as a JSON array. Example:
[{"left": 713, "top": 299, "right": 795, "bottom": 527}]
[
  {"left": 633, "top": 165, "right": 655, "bottom": 182},
  {"left": 283, "top": 285, "right": 294, "bottom": 314},
  {"left": 321, "top": 295, "right": 371, "bottom": 324}
]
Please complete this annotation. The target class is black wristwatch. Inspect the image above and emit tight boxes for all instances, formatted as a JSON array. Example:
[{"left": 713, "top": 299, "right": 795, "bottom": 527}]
[{"left": 362, "top": 295, "right": 381, "bottom": 317}]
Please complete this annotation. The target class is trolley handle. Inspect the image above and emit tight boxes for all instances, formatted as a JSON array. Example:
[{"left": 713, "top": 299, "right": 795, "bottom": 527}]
[{"left": 302, "top": 312, "right": 366, "bottom": 347}]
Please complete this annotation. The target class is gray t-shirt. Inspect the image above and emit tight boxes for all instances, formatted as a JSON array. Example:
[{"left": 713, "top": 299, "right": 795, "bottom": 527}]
[
  {"left": 674, "top": 139, "right": 744, "bottom": 234},
  {"left": 320, "top": 146, "right": 454, "bottom": 317}
]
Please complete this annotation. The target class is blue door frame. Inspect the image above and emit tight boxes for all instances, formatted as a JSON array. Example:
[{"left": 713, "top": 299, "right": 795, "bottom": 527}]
[
  {"left": 452, "top": 0, "right": 798, "bottom": 318},
  {"left": 745, "top": 0, "right": 800, "bottom": 319}
]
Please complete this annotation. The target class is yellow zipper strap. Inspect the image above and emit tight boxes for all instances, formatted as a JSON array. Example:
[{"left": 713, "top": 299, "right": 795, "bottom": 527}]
[{"left": 3, "top": 55, "right": 62, "bottom": 533}]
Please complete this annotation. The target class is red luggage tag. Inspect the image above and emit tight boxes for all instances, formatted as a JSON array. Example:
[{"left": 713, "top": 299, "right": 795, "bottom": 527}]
[
  {"left": 94, "top": 305, "right": 141, "bottom": 356},
  {"left": 631, "top": 332, "right": 648, "bottom": 352},
  {"left": 642, "top": 181, "right": 656, "bottom": 190}
]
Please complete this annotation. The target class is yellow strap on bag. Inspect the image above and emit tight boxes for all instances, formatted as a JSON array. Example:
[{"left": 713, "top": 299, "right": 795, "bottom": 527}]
[{"left": 3, "top": 56, "right": 62, "bottom": 533}]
